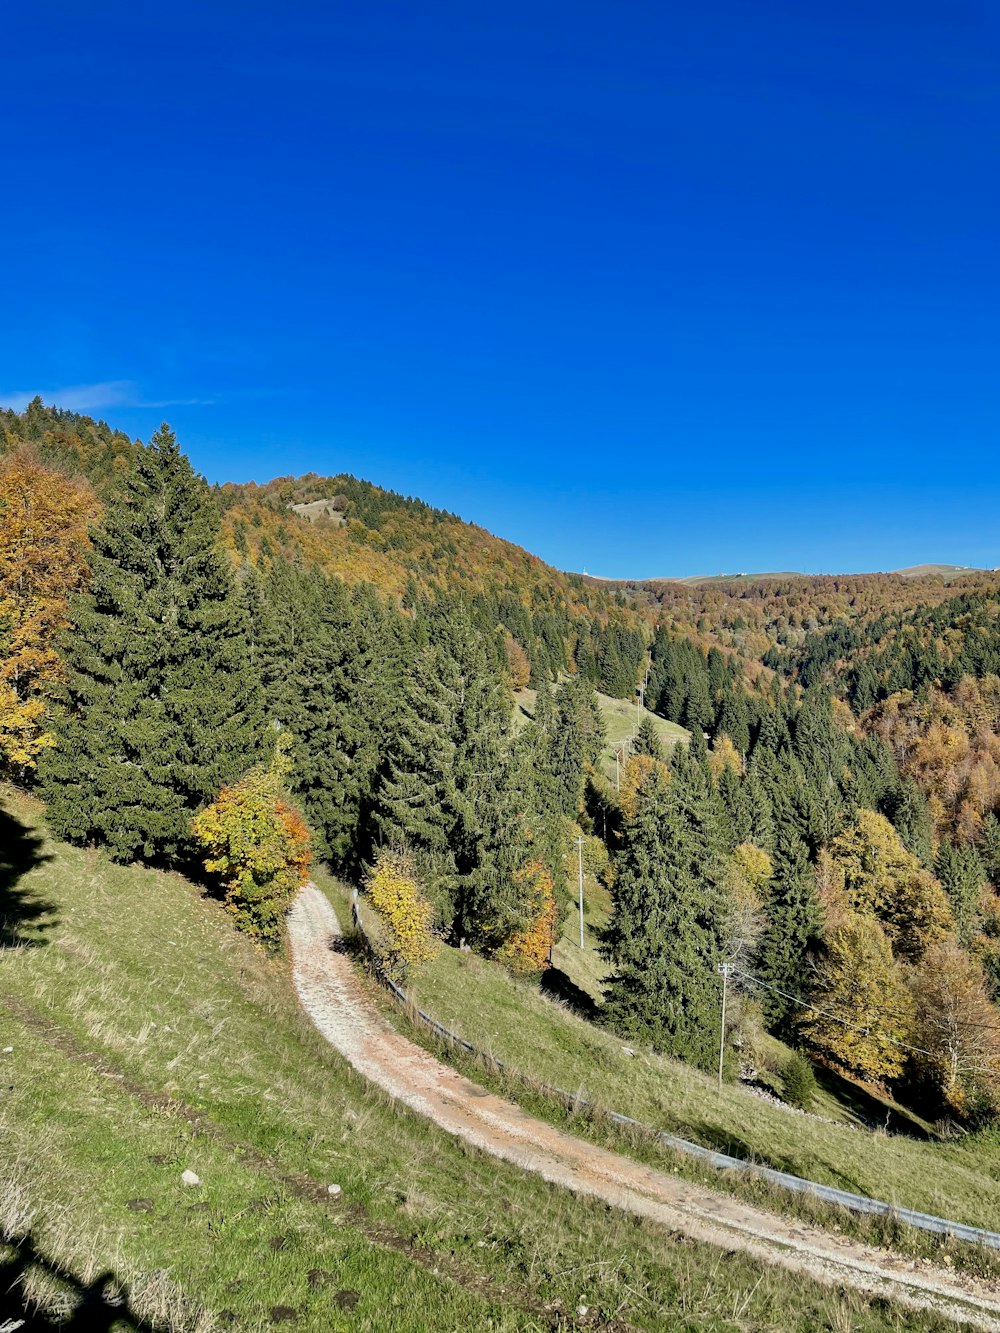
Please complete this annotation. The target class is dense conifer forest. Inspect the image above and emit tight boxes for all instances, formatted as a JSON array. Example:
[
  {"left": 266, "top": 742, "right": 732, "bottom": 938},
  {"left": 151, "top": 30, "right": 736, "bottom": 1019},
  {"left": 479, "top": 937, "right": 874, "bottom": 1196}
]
[{"left": 7, "top": 398, "right": 1000, "bottom": 1128}]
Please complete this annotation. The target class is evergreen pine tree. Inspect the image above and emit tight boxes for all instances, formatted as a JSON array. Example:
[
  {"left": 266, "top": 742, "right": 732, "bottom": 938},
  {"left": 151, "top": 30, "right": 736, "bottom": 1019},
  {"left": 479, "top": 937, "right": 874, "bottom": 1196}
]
[
  {"left": 717, "top": 763, "right": 752, "bottom": 849},
  {"left": 603, "top": 762, "right": 727, "bottom": 1070},
  {"left": 548, "top": 676, "right": 605, "bottom": 816},
  {"left": 886, "top": 778, "right": 934, "bottom": 867},
  {"left": 756, "top": 786, "right": 821, "bottom": 1032},
  {"left": 41, "top": 426, "right": 265, "bottom": 863},
  {"left": 744, "top": 766, "right": 775, "bottom": 852},
  {"left": 375, "top": 641, "right": 462, "bottom": 916},
  {"left": 632, "top": 714, "right": 665, "bottom": 761},
  {"left": 980, "top": 813, "right": 1000, "bottom": 886},
  {"left": 715, "top": 690, "right": 750, "bottom": 754},
  {"left": 682, "top": 669, "right": 712, "bottom": 733},
  {"left": 935, "top": 841, "right": 987, "bottom": 946}
]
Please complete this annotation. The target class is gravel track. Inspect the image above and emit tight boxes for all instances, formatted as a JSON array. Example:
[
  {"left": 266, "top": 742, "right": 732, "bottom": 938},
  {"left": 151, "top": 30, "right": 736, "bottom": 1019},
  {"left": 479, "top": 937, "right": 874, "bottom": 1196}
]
[{"left": 289, "top": 883, "right": 1000, "bottom": 1330}]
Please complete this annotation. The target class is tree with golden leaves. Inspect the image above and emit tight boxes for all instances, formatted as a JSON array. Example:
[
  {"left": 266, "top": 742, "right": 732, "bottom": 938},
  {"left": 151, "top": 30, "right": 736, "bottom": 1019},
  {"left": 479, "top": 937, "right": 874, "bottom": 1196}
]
[
  {"left": 192, "top": 746, "right": 312, "bottom": 947},
  {"left": 910, "top": 941, "right": 1000, "bottom": 1116},
  {"left": 824, "top": 808, "right": 953, "bottom": 962},
  {"left": 0, "top": 452, "right": 97, "bottom": 773},
  {"left": 497, "top": 860, "right": 557, "bottom": 974},
  {"left": 503, "top": 634, "right": 531, "bottom": 691},
  {"left": 366, "top": 847, "right": 439, "bottom": 975},
  {"left": 708, "top": 733, "right": 743, "bottom": 780},
  {"left": 801, "top": 912, "right": 914, "bottom": 1085},
  {"left": 618, "top": 752, "right": 670, "bottom": 822}
]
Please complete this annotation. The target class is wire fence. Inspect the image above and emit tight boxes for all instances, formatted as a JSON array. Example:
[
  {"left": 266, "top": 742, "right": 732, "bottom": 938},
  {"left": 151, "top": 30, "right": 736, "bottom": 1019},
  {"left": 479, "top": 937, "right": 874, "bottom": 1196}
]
[{"left": 349, "top": 890, "right": 1000, "bottom": 1252}]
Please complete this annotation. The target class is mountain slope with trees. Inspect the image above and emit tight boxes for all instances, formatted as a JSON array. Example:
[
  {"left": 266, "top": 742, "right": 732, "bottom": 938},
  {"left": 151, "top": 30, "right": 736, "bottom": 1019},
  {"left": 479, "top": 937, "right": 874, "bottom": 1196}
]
[{"left": 6, "top": 399, "right": 1000, "bottom": 1135}]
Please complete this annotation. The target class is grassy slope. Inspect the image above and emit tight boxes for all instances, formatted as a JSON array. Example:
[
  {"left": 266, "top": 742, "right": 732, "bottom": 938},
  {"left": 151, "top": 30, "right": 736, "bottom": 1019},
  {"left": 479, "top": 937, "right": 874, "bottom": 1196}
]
[
  {"left": 513, "top": 689, "right": 689, "bottom": 785},
  {"left": 331, "top": 869, "right": 1000, "bottom": 1238},
  {"left": 0, "top": 789, "right": 935, "bottom": 1333}
]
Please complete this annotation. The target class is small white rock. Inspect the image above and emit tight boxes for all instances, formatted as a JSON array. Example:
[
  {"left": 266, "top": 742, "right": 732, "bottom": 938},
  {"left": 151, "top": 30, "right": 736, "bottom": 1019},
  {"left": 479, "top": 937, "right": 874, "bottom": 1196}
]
[
  {"left": 181, "top": 1169, "right": 201, "bottom": 1187},
  {"left": 577, "top": 1304, "right": 589, "bottom": 1317},
  {"left": 620, "top": 1047, "right": 634, "bottom": 1057},
  {"left": 2, "top": 1046, "right": 13, "bottom": 1054},
  {"left": 326, "top": 1183, "right": 342, "bottom": 1197}
]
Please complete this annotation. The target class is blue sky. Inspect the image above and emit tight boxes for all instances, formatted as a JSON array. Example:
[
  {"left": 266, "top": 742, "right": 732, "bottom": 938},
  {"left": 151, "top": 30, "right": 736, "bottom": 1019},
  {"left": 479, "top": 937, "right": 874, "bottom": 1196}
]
[{"left": 3, "top": 2, "right": 999, "bottom": 577}]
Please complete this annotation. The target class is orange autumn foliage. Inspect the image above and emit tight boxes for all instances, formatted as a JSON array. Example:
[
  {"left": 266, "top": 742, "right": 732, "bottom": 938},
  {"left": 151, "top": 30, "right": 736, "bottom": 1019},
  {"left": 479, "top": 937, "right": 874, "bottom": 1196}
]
[
  {"left": 503, "top": 634, "right": 531, "bottom": 690},
  {"left": 868, "top": 681, "right": 1000, "bottom": 842},
  {"left": 192, "top": 757, "right": 312, "bottom": 946},
  {"left": 497, "top": 861, "right": 557, "bottom": 974},
  {"left": 0, "top": 452, "right": 98, "bottom": 772}
]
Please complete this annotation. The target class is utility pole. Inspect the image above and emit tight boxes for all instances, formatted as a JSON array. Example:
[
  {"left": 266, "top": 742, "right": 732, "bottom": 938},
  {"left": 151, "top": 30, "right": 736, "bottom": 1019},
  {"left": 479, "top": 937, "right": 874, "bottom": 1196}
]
[
  {"left": 575, "top": 834, "right": 585, "bottom": 949},
  {"left": 637, "top": 659, "right": 651, "bottom": 727},
  {"left": 717, "top": 961, "right": 730, "bottom": 1090}
]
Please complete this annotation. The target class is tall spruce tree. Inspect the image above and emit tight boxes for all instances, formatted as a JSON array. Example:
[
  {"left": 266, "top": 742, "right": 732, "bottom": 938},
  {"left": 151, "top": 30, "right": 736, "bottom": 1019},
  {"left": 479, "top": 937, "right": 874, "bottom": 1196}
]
[
  {"left": 716, "top": 763, "right": 751, "bottom": 850},
  {"left": 755, "top": 785, "right": 821, "bottom": 1031},
  {"left": 548, "top": 676, "right": 605, "bottom": 817},
  {"left": 603, "top": 760, "right": 727, "bottom": 1070},
  {"left": 41, "top": 426, "right": 265, "bottom": 863},
  {"left": 258, "top": 564, "right": 397, "bottom": 872},
  {"left": 632, "top": 713, "right": 665, "bottom": 762},
  {"left": 376, "top": 640, "right": 463, "bottom": 917},
  {"left": 376, "top": 604, "right": 536, "bottom": 947},
  {"left": 935, "top": 841, "right": 987, "bottom": 946}
]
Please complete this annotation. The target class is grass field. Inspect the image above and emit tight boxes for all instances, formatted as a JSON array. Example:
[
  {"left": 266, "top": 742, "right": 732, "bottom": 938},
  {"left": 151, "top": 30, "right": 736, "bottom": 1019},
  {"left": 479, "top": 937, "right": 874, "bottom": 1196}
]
[
  {"left": 328, "top": 868, "right": 1000, "bottom": 1242},
  {"left": 0, "top": 786, "right": 949, "bottom": 1332},
  {"left": 514, "top": 687, "right": 689, "bottom": 783}
]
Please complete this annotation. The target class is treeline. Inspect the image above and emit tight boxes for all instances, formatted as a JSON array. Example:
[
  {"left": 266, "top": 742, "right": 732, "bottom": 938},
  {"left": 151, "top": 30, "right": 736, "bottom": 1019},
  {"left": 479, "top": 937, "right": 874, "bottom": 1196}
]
[
  {"left": 0, "top": 402, "right": 654, "bottom": 717},
  {"left": 625, "top": 569, "right": 1000, "bottom": 660}
]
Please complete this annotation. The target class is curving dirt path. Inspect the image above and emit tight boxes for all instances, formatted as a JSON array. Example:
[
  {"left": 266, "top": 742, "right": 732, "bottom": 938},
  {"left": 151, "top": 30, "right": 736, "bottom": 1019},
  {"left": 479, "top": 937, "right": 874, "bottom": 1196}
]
[{"left": 289, "top": 884, "right": 1000, "bottom": 1330}]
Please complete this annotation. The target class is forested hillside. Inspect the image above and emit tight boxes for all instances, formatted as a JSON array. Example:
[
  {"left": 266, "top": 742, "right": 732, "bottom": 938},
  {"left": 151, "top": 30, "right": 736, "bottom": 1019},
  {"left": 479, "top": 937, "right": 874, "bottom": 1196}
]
[{"left": 5, "top": 400, "right": 1000, "bottom": 1134}]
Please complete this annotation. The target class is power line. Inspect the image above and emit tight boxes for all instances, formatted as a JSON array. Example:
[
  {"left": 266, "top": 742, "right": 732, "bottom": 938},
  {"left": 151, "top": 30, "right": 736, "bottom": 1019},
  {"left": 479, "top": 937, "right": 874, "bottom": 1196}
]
[{"left": 730, "top": 967, "right": 1000, "bottom": 1073}]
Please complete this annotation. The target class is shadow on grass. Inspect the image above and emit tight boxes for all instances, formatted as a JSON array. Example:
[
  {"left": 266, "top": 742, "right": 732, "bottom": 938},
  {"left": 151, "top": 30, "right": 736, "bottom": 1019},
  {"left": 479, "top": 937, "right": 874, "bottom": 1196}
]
[
  {"left": 0, "top": 1232, "right": 156, "bottom": 1330},
  {"left": 683, "top": 1119, "right": 806, "bottom": 1177},
  {"left": 811, "top": 1063, "right": 937, "bottom": 1140},
  {"left": 684, "top": 1119, "right": 894, "bottom": 1198},
  {"left": 540, "top": 966, "right": 600, "bottom": 1021},
  {"left": 0, "top": 805, "right": 54, "bottom": 947}
]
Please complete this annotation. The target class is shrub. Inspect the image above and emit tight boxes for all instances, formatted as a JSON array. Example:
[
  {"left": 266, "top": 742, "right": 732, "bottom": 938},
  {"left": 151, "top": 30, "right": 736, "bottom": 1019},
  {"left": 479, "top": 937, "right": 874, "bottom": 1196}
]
[
  {"left": 366, "top": 848, "right": 439, "bottom": 977},
  {"left": 192, "top": 760, "right": 312, "bottom": 947},
  {"left": 783, "top": 1051, "right": 818, "bottom": 1110}
]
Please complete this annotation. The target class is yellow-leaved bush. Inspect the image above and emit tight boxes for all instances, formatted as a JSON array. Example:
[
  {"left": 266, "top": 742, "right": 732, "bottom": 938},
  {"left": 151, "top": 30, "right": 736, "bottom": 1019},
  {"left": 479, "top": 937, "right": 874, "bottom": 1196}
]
[
  {"left": 192, "top": 754, "right": 312, "bottom": 947},
  {"left": 366, "top": 848, "right": 439, "bottom": 976}
]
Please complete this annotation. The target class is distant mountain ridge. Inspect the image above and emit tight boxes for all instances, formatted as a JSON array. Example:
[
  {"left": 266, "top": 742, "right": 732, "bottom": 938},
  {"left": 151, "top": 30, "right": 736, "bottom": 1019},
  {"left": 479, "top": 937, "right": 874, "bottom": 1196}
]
[{"left": 584, "top": 564, "right": 987, "bottom": 586}]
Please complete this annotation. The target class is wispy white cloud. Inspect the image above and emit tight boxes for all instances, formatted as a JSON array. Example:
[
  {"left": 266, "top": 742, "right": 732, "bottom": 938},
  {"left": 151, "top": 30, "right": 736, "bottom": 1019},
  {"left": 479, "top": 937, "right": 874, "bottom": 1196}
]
[{"left": 0, "top": 380, "right": 215, "bottom": 412}]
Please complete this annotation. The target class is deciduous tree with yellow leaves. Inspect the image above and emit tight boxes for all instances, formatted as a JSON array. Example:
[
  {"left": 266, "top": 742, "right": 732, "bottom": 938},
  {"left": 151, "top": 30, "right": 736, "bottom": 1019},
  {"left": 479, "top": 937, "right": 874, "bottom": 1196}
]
[
  {"left": 823, "top": 808, "right": 953, "bottom": 962},
  {"left": 910, "top": 941, "right": 1000, "bottom": 1117},
  {"left": 800, "top": 912, "right": 913, "bottom": 1085},
  {"left": 497, "top": 860, "right": 557, "bottom": 974},
  {"left": 366, "top": 847, "right": 439, "bottom": 976},
  {"left": 0, "top": 452, "right": 97, "bottom": 774},
  {"left": 192, "top": 747, "right": 312, "bottom": 947}
]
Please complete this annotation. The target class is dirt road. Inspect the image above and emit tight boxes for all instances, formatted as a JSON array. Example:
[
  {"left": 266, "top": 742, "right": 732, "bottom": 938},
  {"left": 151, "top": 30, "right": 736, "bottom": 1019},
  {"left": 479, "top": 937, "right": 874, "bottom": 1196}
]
[{"left": 288, "top": 883, "right": 1000, "bottom": 1330}]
